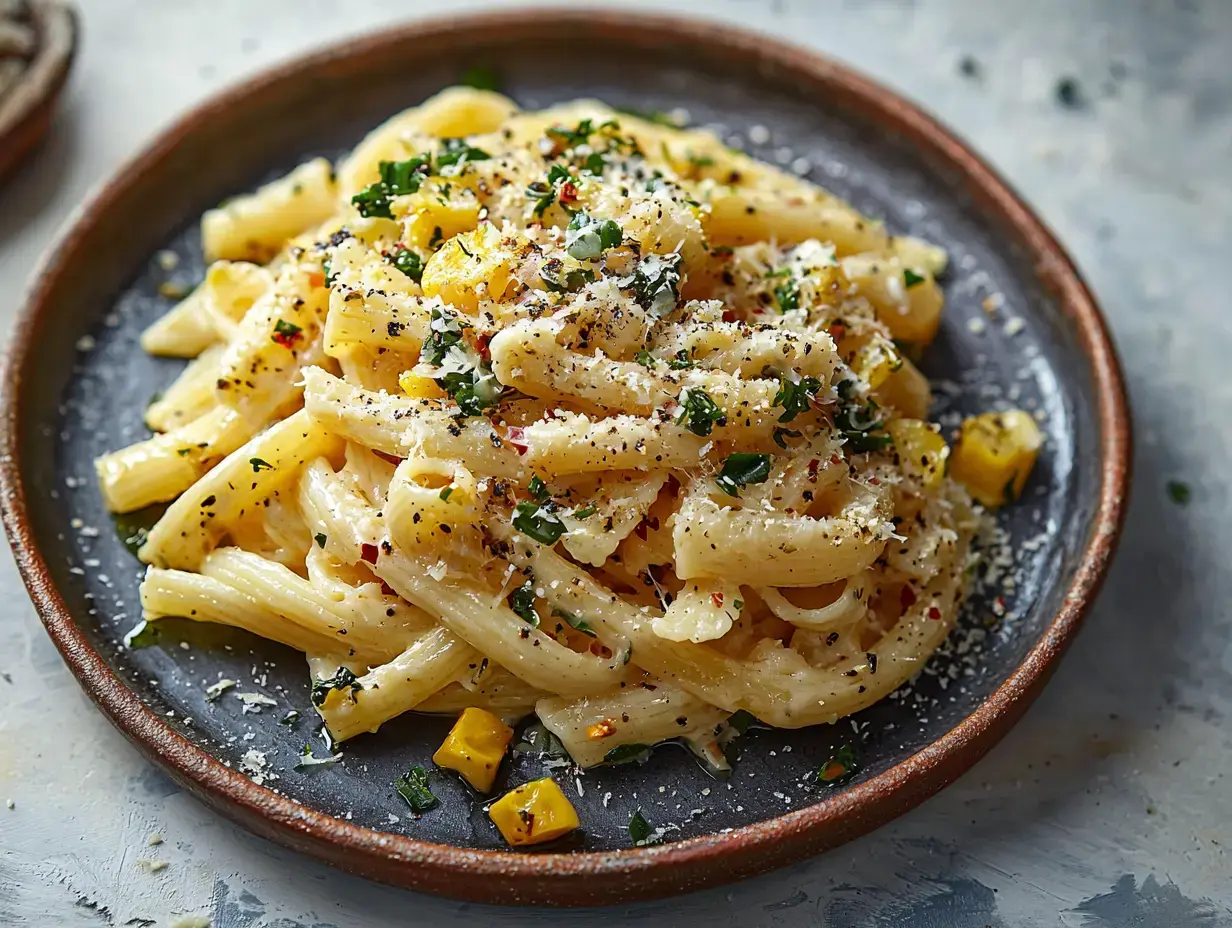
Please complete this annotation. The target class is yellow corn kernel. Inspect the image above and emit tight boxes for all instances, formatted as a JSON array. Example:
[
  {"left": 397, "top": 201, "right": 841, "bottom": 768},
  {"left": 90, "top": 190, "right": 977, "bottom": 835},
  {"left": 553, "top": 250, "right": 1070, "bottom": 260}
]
[
  {"left": 888, "top": 419, "right": 949, "bottom": 490},
  {"left": 432, "top": 707, "right": 514, "bottom": 792},
  {"left": 488, "top": 778, "right": 581, "bottom": 847},
  {"left": 397, "top": 183, "right": 481, "bottom": 251},
  {"left": 852, "top": 337, "right": 903, "bottom": 390},
  {"left": 398, "top": 370, "right": 445, "bottom": 399},
  {"left": 421, "top": 224, "right": 520, "bottom": 312},
  {"left": 949, "top": 409, "right": 1042, "bottom": 508}
]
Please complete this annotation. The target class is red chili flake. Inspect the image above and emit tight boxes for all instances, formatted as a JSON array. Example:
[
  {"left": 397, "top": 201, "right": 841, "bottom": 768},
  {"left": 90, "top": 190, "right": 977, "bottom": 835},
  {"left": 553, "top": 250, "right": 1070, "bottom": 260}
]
[
  {"left": 926, "top": 605, "right": 942, "bottom": 621},
  {"left": 868, "top": 476, "right": 881, "bottom": 485},
  {"left": 900, "top": 585, "right": 917, "bottom": 609},
  {"left": 711, "top": 592, "right": 725, "bottom": 608},
  {"left": 372, "top": 449, "right": 404, "bottom": 466},
  {"left": 505, "top": 427, "right": 529, "bottom": 455},
  {"left": 828, "top": 323, "right": 847, "bottom": 340},
  {"left": 380, "top": 581, "right": 396, "bottom": 597},
  {"left": 475, "top": 332, "right": 493, "bottom": 363},
  {"left": 830, "top": 454, "right": 842, "bottom": 465},
  {"left": 271, "top": 319, "right": 303, "bottom": 349},
  {"left": 722, "top": 309, "right": 737, "bottom": 323},
  {"left": 589, "top": 641, "right": 613, "bottom": 659},
  {"left": 559, "top": 182, "right": 579, "bottom": 204},
  {"left": 807, "top": 459, "right": 820, "bottom": 479},
  {"left": 361, "top": 543, "right": 379, "bottom": 564},
  {"left": 271, "top": 331, "right": 297, "bottom": 349},
  {"left": 307, "top": 270, "right": 325, "bottom": 289}
]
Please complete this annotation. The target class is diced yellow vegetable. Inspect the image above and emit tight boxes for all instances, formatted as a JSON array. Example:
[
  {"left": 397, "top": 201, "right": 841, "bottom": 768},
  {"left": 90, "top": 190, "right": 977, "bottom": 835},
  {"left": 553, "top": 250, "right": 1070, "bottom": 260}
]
[
  {"left": 421, "top": 224, "right": 521, "bottom": 312},
  {"left": 949, "top": 409, "right": 1042, "bottom": 507},
  {"left": 888, "top": 419, "right": 949, "bottom": 490},
  {"left": 873, "top": 355, "right": 931, "bottom": 420},
  {"left": 841, "top": 254, "right": 944, "bottom": 346},
  {"left": 488, "top": 777, "right": 580, "bottom": 847},
  {"left": 397, "top": 183, "right": 481, "bottom": 251},
  {"left": 398, "top": 370, "right": 445, "bottom": 399},
  {"left": 432, "top": 707, "right": 514, "bottom": 792},
  {"left": 852, "top": 337, "right": 903, "bottom": 390}
]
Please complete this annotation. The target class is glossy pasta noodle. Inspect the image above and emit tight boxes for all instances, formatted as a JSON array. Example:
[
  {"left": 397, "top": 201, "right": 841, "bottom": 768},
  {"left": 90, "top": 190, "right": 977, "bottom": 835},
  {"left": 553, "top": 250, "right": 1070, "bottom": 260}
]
[{"left": 98, "top": 86, "right": 1040, "bottom": 779}]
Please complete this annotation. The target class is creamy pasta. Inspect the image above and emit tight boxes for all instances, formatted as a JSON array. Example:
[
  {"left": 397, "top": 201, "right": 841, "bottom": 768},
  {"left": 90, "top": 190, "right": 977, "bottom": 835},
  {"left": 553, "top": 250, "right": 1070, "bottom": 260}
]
[{"left": 98, "top": 86, "right": 1041, "bottom": 786}]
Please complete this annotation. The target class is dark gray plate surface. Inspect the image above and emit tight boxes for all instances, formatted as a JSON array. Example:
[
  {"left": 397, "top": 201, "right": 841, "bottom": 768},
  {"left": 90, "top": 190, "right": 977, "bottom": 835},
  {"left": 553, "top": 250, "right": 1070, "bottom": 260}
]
[{"left": 9, "top": 15, "right": 1109, "bottom": 871}]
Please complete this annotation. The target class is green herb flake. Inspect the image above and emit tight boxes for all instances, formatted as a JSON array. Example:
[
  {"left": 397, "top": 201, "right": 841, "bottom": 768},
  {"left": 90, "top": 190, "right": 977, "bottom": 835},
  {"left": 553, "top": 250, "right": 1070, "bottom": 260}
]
[
  {"left": 903, "top": 268, "right": 926, "bottom": 288},
  {"left": 1167, "top": 480, "right": 1190, "bottom": 505},
  {"left": 772, "top": 427, "right": 802, "bottom": 449},
  {"left": 434, "top": 137, "right": 492, "bottom": 171},
  {"left": 351, "top": 156, "right": 431, "bottom": 218},
  {"left": 552, "top": 606, "right": 596, "bottom": 638},
  {"left": 310, "top": 667, "right": 363, "bottom": 707},
  {"left": 572, "top": 503, "right": 598, "bottom": 520},
  {"left": 604, "top": 743, "right": 653, "bottom": 765},
  {"left": 667, "top": 350, "right": 694, "bottom": 370},
  {"left": 314, "top": 532, "right": 327, "bottom": 549},
  {"left": 773, "top": 275, "right": 801, "bottom": 313},
  {"left": 388, "top": 247, "right": 424, "bottom": 282},
  {"left": 629, "top": 808, "right": 664, "bottom": 847},
  {"left": 675, "top": 387, "right": 727, "bottom": 437},
  {"left": 123, "top": 621, "right": 161, "bottom": 650},
  {"left": 565, "top": 210, "right": 623, "bottom": 260},
  {"left": 439, "top": 487, "right": 454, "bottom": 502},
  {"left": 635, "top": 349, "right": 655, "bottom": 367},
  {"left": 509, "top": 578, "right": 540, "bottom": 627},
  {"left": 528, "top": 475, "right": 550, "bottom": 502},
  {"left": 460, "top": 65, "right": 501, "bottom": 91},
  {"left": 395, "top": 765, "right": 439, "bottom": 814},
  {"left": 629, "top": 253, "right": 683, "bottom": 318},
  {"left": 427, "top": 225, "right": 445, "bottom": 250},
  {"left": 773, "top": 376, "right": 822, "bottom": 423},
  {"left": 512, "top": 500, "right": 567, "bottom": 545},
  {"left": 715, "top": 452, "right": 772, "bottom": 497},
  {"left": 249, "top": 457, "right": 274, "bottom": 473},
  {"left": 176, "top": 447, "right": 193, "bottom": 457},
  {"left": 818, "top": 743, "right": 858, "bottom": 786}
]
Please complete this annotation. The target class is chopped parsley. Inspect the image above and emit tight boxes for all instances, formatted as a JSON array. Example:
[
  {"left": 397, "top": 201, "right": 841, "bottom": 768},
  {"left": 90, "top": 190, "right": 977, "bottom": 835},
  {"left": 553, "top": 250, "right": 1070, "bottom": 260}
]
[
  {"left": 675, "top": 387, "right": 726, "bottom": 436},
  {"left": 314, "top": 532, "right": 327, "bottom": 549},
  {"left": 545, "top": 118, "right": 595, "bottom": 151},
  {"left": 603, "top": 743, "right": 653, "bottom": 765},
  {"left": 310, "top": 667, "right": 363, "bottom": 707},
  {"left": 438, "top": 360, "right": 502, "bottom": 417},
  {"left": 434, "top": 137, "right": 491, "bottom": 171},
  {"left": 565, "top": 210, "right": 622, "bottom": 260},
  {"left": 271, "top": 318, "right": 302, "bottom": 348},
  {"left": 834, "top": 383, "right": 893, "bottom": 453},
  {"left": 667, "top": 350, "right": 694, "bottom": 370},
  {"left": 539, "top": 261, "right": 595, "bottom": 294},
  {"left": 388, "top": 247, "right": 424, "bottom": 282},
  {"left": 773, "top": 376, "right": 823, "bottom": 422},
  {"left": 572, "top": 503, "right": 598, "bottom": 519},
  {"left": 394, "top": 765, "right": 439, "bottom": 813},
  {"left": 629, "top": 253, "right": 683, "bottom": 318},
  {"left": 512, "top": 500, "right": 567, "bottom": 545},
  {"left": 420, "top": 308, "right": 468, "bottom": 365},
  {"left": 552, "top": 606, "right": 596, "bottom": 638},
  {"left": 715, "top": 452, "right": 772, "bottom": 497},
  {"left": 528, "top": 475, "right": 550, "bottom": 502},
  {"left": 123, "top": 621, "right": 161, "bottom": 650},
  {"left": 629, "top": 808, "right": 663, "bottom": 847},
  {"left": 460, "top": 65, "right": 501, "bottom": 91},
  {"left": 439, "top": 486, "right": 454, "bottom": 502},
  {"left": 249, "top": 457, "right": 274, "bottom": 473},
  {"left": 772, "top": 426, "right": 802, "bottom": 449},
  {"left": 773, "top": 274, "right": 801, "bottom": 312},
  {"left": 351, "top": 156, "right": 431, "bottom": 217},
  {"left": 817, "top": 743, "right": 858, "bottom": 786},
  {"left": 1167, "top": 480, "right": 1191, "bottom": 505},
  {"left": 903, "top": 268, "right": 926, "bottom": 288},
  {"left": 634, "top": 349, "right": 654, "bottom": 367},
  {"left": 525, "top": 164, "right": 575, "bottom": 217},
  {"left": 509, "top": 578, "right": 540, "bottom": 627}
]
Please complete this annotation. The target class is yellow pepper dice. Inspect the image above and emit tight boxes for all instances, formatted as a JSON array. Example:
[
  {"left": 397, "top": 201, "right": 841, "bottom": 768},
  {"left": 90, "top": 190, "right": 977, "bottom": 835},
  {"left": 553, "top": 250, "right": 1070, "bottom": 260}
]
[
  {"left": 488, "top": 778, "right": 581, "bottom": 847},
  {"left": 949, "top": 409, "right": 1042, "bottom": 508},
  {"left": 432, "top": 707, "right": 514, "bottom": 792},
  {"left": 887, "top": 418, "right": 950, "bottom": 490},
  {"left": 421, "top": 224, "right": 518, "bottom": 312}
]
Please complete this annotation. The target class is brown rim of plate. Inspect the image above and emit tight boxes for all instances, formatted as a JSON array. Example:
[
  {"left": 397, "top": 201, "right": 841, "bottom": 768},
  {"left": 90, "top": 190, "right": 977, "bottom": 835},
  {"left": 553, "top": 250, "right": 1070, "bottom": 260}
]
[{"left": 0, "top": 9, "right": 1132, "bottom": 907}]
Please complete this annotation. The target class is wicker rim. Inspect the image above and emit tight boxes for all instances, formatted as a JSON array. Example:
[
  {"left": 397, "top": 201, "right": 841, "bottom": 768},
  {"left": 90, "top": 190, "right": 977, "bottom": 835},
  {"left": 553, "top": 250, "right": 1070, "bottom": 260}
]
[{"left": 0, "top": 9, "right": 1131, "bottom": 905}]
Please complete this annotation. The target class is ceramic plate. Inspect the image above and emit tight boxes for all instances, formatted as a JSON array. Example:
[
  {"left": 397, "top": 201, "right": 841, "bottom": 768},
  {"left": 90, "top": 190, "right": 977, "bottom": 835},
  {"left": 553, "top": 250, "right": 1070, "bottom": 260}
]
[{"left": 0, "top": 11, "right": 1130, "bottom": 906}]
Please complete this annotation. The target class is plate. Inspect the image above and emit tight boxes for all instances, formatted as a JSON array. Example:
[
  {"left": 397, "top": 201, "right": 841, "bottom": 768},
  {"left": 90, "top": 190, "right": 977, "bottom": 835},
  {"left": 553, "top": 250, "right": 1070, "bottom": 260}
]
[
  {"left": 0, "top": 0, "right": 76, "bottom": 182},
  {"left": 0, "top": 10, "right": 1131, "bottom": 906}
]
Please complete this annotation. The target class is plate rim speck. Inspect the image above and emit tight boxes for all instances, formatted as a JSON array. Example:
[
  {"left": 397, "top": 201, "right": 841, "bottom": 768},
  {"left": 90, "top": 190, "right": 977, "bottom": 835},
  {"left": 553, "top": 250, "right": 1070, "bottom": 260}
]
[{"left": 0, "top": 9, "right": 1132, "bottom": 907}]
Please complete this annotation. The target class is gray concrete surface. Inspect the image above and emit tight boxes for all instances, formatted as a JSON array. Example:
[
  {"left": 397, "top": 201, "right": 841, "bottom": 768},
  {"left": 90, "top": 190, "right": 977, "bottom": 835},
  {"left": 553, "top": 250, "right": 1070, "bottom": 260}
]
[{"left": 1, "top": 0, "right": 1230, "bottom": 925}]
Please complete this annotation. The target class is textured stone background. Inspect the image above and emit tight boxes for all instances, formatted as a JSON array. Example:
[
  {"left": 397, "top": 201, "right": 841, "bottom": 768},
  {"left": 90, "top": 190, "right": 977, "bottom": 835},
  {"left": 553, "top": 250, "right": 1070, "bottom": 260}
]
[{"left": 0, "top": 1, "right": 1229, "bottom": 925}]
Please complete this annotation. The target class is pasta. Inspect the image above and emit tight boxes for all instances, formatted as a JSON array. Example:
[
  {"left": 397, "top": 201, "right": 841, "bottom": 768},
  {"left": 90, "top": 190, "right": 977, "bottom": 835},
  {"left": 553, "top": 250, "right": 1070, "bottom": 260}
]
[{"left": 99, "top": 87, "right": 1041, "bottom": 809}]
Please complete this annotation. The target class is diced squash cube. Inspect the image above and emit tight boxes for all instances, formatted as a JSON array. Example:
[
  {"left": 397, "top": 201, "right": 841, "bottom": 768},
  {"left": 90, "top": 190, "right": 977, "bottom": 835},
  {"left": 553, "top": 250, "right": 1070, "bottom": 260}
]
[
  {"left": 432, "top": 707, "right": 514, "bottom": 792},
  {"left": 873, "top": 355, "right": 931, "bottom": 420},
  {"left": 398, "top": 370, "right": 445, "bottom": 399},
  {"left": 949, "top": 409, "right": 1042, "bottom": 507},
  {"left": 397, "top": 183, "right": 481, "bottom": 251},
  {"left": 852, "top": 337, "right": 903, "bottom": 390},
  {"left": 842, "top": 254, "right": 944, "bottom": 346},
  {"left": 488, "top": 777, "right": 580, "bottom": 847},
  {"left": 888, "top": 419, "right": 949, "bottom": 490},
  {"left": 421, "top": 224, "right": 521, "bottom": 312}
]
